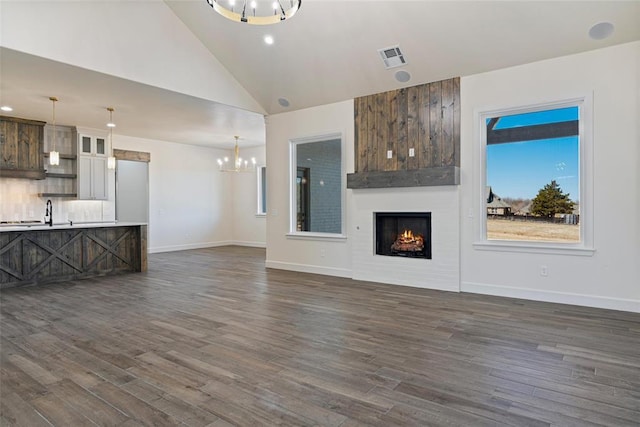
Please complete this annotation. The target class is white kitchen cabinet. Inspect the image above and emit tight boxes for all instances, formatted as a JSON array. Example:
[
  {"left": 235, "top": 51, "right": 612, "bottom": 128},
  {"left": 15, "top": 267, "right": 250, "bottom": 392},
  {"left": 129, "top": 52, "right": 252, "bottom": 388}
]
[
  {"left": 77, "top": 133, "right": 108, "bottom": 200},
  {"left": 79, "top": 134, "right": 107, "bottom": 157}
]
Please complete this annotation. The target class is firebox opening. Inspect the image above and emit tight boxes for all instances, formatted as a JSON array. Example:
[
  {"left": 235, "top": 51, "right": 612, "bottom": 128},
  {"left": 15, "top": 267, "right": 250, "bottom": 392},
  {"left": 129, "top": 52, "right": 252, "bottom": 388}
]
[{"left": 375, "top": 212, "right": 432, "bottom": 259}]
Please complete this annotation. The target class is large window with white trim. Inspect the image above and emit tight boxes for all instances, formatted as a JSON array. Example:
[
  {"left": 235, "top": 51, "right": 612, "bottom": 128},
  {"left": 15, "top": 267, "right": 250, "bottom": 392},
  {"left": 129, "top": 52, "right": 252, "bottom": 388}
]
[
  {"left": 479, "top": 97, "right": 593, "bottom": 250},
  {"left": 290, "top": 134, "right": 343, "bottom": 236}
]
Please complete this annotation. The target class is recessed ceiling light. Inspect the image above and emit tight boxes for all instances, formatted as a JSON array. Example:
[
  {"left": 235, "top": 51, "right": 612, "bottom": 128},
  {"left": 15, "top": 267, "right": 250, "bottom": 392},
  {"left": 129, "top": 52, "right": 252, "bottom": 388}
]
[
  {"left": 0, "top": 106, "right": 13, "bottom": 112},
  {"left": 589, "top": 22, "right": 614, "bottom": 40},
  {"left": 278, "top": 97, "right": 290, "bottom": 107},
  {"left": 395, "top": 70, "right": 411, "bottom": 83},
  {"left": 264, "top": 35, "right": 274, "bottom": 45}
]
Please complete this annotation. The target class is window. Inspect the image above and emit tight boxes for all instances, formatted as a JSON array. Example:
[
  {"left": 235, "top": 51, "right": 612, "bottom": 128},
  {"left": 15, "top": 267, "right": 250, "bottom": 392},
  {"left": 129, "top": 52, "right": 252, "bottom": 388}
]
[
  {"left": 257, "top": 165, "right": 267, "bottom": 216},
  {"left": 478, "top": 97, "right": 593, "bottom": 252},
  {"left": 290, "top": 134, "right": 344, "bottom": 236}
]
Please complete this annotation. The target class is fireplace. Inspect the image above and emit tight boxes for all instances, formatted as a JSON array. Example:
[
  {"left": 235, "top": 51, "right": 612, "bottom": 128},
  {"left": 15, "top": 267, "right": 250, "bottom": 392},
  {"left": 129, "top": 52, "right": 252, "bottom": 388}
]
[{"left": 375, "top": 212, "right": 432, "bottom": 259}]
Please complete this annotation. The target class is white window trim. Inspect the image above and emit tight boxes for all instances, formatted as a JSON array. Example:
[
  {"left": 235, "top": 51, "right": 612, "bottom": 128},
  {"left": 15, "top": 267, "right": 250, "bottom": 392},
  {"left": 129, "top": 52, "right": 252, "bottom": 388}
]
[
  {"left": 289, "top": 132, "right": 346, "bottom": 238},
  {"left": 256, "top": 165, "right": 267, "bottom": 217},
  {"left": 473, "top": 94, "right": 595, "bottom": 256}
]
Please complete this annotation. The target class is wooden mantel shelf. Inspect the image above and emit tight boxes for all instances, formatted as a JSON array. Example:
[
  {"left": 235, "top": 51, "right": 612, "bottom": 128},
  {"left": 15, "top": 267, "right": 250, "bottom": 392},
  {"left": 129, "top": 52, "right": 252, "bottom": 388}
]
[{"left": 347, "top": 166, "right": 460, "bottom": 189}]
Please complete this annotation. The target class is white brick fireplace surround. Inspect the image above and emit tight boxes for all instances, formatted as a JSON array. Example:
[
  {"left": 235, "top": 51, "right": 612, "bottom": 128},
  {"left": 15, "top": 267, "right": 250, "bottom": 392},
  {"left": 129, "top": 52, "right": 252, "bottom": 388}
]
[{"left": 351, "top": 185, "right": 460, "bottom": 292}]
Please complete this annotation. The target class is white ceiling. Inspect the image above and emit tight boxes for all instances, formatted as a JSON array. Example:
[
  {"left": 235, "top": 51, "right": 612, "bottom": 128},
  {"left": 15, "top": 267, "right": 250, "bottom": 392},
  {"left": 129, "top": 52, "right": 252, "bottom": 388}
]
[
  {"left": 1, "top": 1, "right": 639, "bottom": 149},
  {"left": 167, "top": 0, "right": 640, "bottom": 114},
  {"left": 0, "top": 47, "right": 266, "bottom": 149}
]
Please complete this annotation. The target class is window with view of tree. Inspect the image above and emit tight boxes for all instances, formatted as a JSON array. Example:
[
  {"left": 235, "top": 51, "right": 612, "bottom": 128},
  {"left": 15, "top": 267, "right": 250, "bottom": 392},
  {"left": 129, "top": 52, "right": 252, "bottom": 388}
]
[{"left": 484, "top": 103, "right": 583, "bottom": 243}]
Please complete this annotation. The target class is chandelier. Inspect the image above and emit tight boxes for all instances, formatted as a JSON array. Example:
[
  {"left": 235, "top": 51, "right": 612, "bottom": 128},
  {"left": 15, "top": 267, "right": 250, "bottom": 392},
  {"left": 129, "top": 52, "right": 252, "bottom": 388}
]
[
  {"left": 217, "top": 136, "right": 256, "bottom": 172},
  {"left": 205, "top": 0, "right": 302, "bottom": 25}
]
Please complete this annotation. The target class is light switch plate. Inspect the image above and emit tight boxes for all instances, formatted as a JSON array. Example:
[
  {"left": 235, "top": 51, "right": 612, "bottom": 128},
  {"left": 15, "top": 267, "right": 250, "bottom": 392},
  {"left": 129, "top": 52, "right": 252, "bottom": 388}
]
[{"left": 387, "top": 150, "right": 393, "bottom": 159}]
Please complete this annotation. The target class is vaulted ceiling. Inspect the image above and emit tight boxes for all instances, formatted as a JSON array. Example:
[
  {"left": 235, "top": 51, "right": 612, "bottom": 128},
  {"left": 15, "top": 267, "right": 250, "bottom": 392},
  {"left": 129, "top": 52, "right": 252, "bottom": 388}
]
[
  {"left": 1, "top": 1, "right": 639, "bottom": 148},
  {"left": 167, "top": 0, "right": 640, "bottom": 115}
]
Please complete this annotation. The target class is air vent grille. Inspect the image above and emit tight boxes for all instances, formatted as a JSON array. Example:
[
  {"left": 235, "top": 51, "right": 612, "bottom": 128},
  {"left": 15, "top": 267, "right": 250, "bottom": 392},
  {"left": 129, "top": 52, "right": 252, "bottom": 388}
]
[{"left": 378, "top": 45, "right": 406, "bottom": 69}]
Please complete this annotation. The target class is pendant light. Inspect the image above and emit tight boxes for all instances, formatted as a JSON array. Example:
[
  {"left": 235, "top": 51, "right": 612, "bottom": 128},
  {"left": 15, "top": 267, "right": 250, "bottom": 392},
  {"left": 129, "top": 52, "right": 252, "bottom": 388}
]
[
  {"left": 48, "top": 97, "right": 59, "bottom": 166},
  {"left": 106, "top": 107, "right": 116, "bottom": 169}
]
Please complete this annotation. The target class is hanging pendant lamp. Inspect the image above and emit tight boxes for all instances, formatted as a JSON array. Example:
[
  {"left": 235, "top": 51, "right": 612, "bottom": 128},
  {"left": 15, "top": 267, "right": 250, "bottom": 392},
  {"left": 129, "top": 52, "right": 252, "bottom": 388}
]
[
  {"left": 48, "top": 97, "right": 60, "bottom": 166},
  {"left": 106, "top": 107, "right": 116, "bottom": 169}
]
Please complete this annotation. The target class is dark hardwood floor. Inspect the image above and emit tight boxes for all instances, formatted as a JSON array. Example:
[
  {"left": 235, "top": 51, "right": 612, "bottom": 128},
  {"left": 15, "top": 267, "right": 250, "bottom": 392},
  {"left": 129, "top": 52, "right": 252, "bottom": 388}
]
[{"left": 1, "top": 246, "right": 639, "bottom": 426}]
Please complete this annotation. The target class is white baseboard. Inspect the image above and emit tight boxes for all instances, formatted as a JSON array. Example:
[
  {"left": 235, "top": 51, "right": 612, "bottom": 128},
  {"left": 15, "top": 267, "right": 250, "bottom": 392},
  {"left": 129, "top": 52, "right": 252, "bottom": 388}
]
[
  {"left": 265, "top": 260, "right": 352, "bottom": 278},
  {"left": 353, "top": 273, "right": 459, "bottom": 293},
  {"left": 230, "top": 240, "right": 266, "bottom": 248},
  {"left": 461, "top": 281, "right": 640, "bottom": 313},
  {"left": 150, "top": 241, "right": 265, "bottom": 253},
  {"left": 149, "top": 241, "right": 232, "bottom": 254}
]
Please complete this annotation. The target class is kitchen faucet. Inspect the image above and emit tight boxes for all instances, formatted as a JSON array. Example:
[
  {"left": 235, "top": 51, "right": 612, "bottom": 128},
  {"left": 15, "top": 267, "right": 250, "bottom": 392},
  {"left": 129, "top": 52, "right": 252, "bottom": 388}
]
[{"left": 45, "top": 199, "right": 53, "bottom": 226}]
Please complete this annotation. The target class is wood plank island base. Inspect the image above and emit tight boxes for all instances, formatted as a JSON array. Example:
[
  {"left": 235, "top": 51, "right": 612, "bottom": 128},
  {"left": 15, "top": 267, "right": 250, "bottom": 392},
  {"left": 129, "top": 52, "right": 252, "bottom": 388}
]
[
  {"left": 1, "top": 246, "right": 639, "bottom": 426},
  {"left": 0, "top": 223, "right": 147, "bottom": 289}
]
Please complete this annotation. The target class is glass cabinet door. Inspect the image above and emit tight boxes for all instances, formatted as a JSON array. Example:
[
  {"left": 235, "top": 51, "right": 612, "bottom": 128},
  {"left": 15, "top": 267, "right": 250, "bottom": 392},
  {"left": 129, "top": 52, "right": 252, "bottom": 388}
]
[
  {"left": 96, "top": 138, "right": 106, "bottom": 155},
  {"left": 81, "top": 136, "right": 92, "bottom": 154}
]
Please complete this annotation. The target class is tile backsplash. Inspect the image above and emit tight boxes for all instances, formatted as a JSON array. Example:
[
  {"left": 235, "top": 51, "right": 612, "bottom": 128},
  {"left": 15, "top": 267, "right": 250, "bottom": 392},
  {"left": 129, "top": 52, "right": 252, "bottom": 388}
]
[{"left": 0, "top": 178, "right": 114, "bottom": 223}]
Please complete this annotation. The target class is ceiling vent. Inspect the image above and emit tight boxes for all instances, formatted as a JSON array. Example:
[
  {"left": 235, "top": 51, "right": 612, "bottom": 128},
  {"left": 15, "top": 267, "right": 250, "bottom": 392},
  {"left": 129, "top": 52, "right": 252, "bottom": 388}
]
[{"left": 378, "top": 45, "right": 406, "bottom": 69}]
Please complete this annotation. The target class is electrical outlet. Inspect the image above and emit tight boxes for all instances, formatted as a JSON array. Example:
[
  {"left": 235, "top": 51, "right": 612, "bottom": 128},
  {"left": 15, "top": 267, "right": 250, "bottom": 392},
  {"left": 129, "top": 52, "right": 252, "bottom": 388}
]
[
  {"left": 540, "top": 265, "right": 548, "bottom": 277},
  {"left": 387, "top": 150, "right": 393, "bottom": 159},
  {"left": 409, "top": 148, "right": 415, "bottom": 157}
]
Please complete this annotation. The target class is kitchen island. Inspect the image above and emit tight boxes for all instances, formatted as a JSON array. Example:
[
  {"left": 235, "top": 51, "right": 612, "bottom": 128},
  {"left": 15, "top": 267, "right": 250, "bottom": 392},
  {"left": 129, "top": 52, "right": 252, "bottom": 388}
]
[{"left": 0, "top": 222, "right": 147, "bottom": 289}]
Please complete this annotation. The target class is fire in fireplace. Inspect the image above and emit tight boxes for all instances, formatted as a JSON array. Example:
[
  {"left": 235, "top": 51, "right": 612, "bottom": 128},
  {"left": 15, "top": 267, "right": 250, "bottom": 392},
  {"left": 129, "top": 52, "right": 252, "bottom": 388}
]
[
  {"left": 392, "top": 229, "right": 424, "bottom": 253},
  {"left": 375, "top": 212, "right": 432, "bottom": 259}
]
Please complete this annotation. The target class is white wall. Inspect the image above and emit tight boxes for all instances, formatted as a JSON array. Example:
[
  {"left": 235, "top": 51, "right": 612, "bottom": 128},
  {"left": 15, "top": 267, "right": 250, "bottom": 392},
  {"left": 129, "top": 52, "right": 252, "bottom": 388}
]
[
  {"left": 231, "top": 145, "right": 267, "bottom": 247},
  {"left": 265, "top": 100, "right": 354, "bottom": 277},
  {"left": 460, "top": 42, "right": 640, "bottom": 312},
  {"left": 263, "top": 43, "right": 639, "bottom": 312},
  {"left": 113, "top": 135, "right": 236, "bottom": 253},
  {"left": 0, "top": 0, "right": 264, "bottom": 114}
]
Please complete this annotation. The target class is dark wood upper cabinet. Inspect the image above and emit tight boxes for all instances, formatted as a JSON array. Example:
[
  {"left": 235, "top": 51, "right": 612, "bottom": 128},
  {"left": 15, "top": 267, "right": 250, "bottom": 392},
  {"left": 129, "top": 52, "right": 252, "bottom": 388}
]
[
  {"left": 0, "top": 115, "right": 46, "bottom": 180},
  {"left": 349, "top": 77, "right": 460, "bottom": 189}
]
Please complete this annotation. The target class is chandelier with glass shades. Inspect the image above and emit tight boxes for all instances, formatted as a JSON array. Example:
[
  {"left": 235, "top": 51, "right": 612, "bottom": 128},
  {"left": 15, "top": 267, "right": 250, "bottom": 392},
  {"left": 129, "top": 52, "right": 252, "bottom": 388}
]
[
  {"left": 217, "top": 136, "right": 256, "bottom": 172},
  {"left": 205, "top": 0, "right": 302, "bottom": 25}
]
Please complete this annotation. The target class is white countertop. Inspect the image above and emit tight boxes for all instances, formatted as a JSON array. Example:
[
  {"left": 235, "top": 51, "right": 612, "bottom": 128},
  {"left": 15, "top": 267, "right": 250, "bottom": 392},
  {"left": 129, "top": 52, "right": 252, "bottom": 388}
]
[{"left": 0, "top": 221, "right": 146, "bottom": 233}]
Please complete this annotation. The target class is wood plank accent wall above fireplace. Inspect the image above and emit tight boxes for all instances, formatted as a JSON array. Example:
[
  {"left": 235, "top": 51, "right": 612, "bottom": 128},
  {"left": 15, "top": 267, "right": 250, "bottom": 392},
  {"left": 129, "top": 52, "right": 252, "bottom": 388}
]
[{"left": 347, "top": 77, "right": 460, "bottom": 189}]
